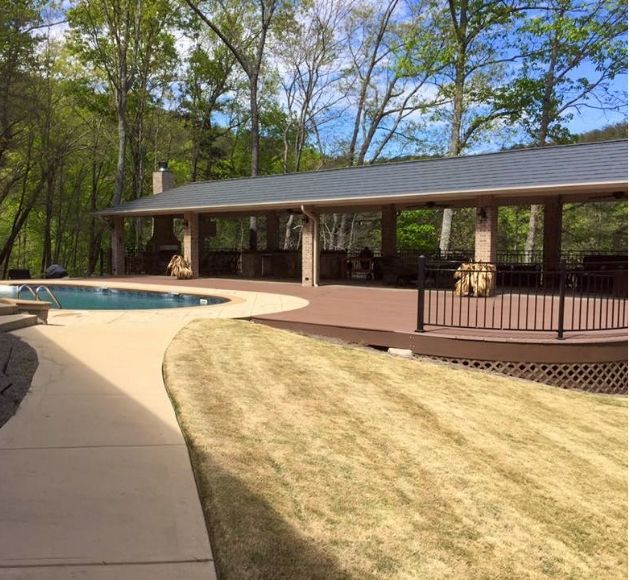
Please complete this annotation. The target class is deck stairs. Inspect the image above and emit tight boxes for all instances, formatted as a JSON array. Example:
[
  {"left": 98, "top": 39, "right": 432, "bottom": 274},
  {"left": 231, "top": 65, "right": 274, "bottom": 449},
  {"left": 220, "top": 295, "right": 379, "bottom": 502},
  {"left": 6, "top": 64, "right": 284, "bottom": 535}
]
[{"left": 0, "top": 303, "right": 38, "bottom": 332}]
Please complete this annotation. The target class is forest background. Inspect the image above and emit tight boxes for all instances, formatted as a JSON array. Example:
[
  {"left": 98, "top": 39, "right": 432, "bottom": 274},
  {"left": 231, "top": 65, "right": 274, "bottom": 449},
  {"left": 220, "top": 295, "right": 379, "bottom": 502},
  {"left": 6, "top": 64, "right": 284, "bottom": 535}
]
[{"left": 0, "top": 0, "right": 627, "bottom": 276}]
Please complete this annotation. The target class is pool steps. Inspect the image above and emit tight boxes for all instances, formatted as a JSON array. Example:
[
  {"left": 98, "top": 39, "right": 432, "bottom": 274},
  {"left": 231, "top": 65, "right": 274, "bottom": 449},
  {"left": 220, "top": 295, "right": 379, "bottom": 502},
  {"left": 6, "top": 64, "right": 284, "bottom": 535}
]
[
  {"left": 0, "top": 304, "right": 18, "bottom": 316},
  {"left": 0, "top": 301, "right": 48, "bottom": 329},
  {"left": 0, "top": 312, "right": 38, "bottom": 332}
]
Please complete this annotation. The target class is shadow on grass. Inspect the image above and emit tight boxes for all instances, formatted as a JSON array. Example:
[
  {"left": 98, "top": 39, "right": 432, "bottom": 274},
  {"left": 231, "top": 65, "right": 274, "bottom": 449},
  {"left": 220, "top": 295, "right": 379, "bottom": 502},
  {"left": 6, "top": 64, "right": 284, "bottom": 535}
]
[{"left": 188, "top": 448, "right": 352, "bottom": 580}]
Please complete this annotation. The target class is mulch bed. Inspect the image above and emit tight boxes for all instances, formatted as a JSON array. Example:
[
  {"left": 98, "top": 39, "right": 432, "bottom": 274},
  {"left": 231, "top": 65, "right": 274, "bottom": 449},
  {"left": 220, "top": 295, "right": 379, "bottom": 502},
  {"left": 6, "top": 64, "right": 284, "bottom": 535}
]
[{"left": 0, "top": 333, "right": 38, "bottom": 429}]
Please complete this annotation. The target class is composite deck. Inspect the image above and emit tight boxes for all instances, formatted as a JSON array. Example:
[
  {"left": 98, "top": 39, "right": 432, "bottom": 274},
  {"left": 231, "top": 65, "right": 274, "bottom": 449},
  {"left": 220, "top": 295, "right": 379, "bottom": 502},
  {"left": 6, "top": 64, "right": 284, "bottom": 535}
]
[
  {"left": 92, "top": 276, "right": 627, "bottom": 392},
  {"left": 106, "top": 276, "right": 627, "bottom": 345}
]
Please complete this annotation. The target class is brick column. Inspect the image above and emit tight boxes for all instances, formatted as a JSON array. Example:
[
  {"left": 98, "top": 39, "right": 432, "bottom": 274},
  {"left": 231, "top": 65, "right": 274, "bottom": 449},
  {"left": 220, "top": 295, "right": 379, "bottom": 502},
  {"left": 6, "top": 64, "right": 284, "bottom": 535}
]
[
  {"left": 183, "top": 212, "right": 199, "bottom": 277},
  {"left": 301, "top": 210, "right": 319, "bottom": 286},
  {"left": 474, "top": 198, "right": 497, "bottom": 262},
  {"left": 111, "top": 216, "right": 125, "bottom": 275},
  {"left": 381, "top": 205, "right": 397, "bottom": 257},
  {"left": 266, "top": 212, "right": 279, "bottom": 251},
  {"left": 543, "top": 196, "right": 562, "bottom": 267}
]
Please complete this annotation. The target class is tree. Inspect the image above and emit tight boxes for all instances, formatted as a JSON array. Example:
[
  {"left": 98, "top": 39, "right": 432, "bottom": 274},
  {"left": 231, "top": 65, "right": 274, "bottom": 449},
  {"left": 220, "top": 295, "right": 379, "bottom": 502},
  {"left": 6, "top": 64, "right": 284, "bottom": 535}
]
[
  {"left": 0, "top": 0, "right": 46, "bottom": 273},
  {"left": 396, "top": 209, "right": 439, "bottom": 253},
  {"left": 183, "top": 0, "right": 285, "bottom": 249},
  {"left": 273, "top": 0, "right": 347, "bottom": 248},
  {"left": 577, "top": 122, "right": 627, "bottom": 143},
  {"left": 344, "top": 0, "right": 444, "bottom": 166},
  {"left": 333, "top": 0, "right": 445, "bottom": 250},
  {"left": 180, "top": 39, "right": 237, "bottom": 182},
  {"left": 0, "top": 0, "right": 43, "bottom": 177},
  {"left": 275, "top": 0, "right": 346, "bottom": 173},
  {"left": 514, "top": 0, "right": 626, "bottom": 145},
  {"left": 511, "top": 0, "right": 627, "bottom": 257},
  {"left": 67, "top": 0, "right": 176, "bottom": 206},
  {"left": 433, "top": 0, "right": 522, "bottom": 253}
]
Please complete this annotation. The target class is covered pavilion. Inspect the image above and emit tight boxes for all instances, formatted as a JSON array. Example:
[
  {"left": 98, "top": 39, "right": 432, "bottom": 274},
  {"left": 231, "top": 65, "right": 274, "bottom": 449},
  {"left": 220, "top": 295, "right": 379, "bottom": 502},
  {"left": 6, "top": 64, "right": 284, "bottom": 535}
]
[
  {"left": 95, "top": 142, "right": 628, "bottom": 393},
  {"left": 99, "top": 140, "right": 628, "bottom": 286}
]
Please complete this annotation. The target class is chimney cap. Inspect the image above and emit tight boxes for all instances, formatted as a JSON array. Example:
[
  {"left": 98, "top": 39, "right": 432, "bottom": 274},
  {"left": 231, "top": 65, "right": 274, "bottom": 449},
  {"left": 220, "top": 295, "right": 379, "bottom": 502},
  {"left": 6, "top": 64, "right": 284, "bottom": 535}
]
[{"left": 158, "top": 161, "right": 169, "bottom": 172}]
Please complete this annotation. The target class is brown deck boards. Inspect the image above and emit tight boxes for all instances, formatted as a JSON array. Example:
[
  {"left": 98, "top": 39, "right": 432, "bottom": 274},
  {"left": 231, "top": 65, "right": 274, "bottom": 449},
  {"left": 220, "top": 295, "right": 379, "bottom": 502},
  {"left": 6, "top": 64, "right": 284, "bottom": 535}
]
[{"left": 100, "top": 276, "right": 627, "bottom": 345}]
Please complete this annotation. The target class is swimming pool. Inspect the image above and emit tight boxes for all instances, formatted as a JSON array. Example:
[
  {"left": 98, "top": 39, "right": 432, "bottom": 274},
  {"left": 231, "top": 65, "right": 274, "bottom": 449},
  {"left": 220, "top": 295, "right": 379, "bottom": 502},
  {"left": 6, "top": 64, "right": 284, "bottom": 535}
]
[{"left": 0, "top": 284, "right": 228, "bottom": 310}]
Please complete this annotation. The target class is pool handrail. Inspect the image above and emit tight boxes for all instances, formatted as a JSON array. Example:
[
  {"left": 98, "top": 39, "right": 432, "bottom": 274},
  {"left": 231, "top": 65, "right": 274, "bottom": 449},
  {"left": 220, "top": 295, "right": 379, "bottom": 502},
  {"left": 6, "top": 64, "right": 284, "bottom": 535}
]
[
  {"left": 17, "top": 284, "right": 37, "bottom": 301},
  {"left": 35, "top": 285, "right": 62, "bottom": 309}
]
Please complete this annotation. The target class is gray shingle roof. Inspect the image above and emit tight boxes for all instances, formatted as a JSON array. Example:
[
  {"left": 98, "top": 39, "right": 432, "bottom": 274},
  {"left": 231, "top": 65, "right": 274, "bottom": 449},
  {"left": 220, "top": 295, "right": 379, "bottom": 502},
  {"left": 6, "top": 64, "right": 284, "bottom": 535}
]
[{"left": 99, "top": 140, "right": 628, "bottom": 216}]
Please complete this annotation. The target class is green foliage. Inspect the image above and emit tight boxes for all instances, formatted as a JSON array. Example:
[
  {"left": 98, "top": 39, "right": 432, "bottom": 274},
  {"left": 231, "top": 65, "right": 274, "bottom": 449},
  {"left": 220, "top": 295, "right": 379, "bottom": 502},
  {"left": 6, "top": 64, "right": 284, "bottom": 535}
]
[
  {"left": 508, "top": 0, "right": 627, "bottom": 145},
  {"left": 396, "top": 210, "right": 439, "bottom": 252},
  {"left": 577, "top": 122, "right": 628, "bottom": 143},
  {"left": 0, "top": 0, "right": 626, "bottom": 274},
  {"left": 498, "top": 207, "right": 532, "bottom": 252},
  {"left": 562, "top": 202, "right": 628, "bottom": 253}
]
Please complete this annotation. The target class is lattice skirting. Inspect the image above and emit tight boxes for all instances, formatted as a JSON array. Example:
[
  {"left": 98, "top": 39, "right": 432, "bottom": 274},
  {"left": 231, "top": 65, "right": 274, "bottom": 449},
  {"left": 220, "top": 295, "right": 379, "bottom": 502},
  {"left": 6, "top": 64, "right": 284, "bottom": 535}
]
[{"left": 424, "top": 356, "right": 628, "bottom": 395}]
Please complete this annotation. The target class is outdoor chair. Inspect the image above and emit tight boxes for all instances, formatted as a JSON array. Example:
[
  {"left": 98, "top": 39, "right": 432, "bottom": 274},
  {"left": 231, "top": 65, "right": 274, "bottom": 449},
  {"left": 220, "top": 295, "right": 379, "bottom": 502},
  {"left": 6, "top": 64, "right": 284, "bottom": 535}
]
[{"left": 8, "top": 269, "right": 31, "bottom": 280}]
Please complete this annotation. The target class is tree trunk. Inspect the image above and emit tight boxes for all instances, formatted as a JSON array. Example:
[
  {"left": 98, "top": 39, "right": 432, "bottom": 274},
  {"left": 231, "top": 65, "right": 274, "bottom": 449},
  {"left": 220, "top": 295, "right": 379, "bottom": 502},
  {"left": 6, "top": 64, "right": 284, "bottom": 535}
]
[
  {"left": 191, "top": 134, "right": 199, "bottom": 182},
  {"left": 249, "top": 77, "right": 258, "bottom": 249},
  {"left": 525, "top": 31, "right": 559, "bottom": 261},
  {"left": 283, "top": 214, "right": 294, "bottom": 250},
  {"left": 348, "top": 215, "right": 357, "bottom": 250},
  {"left": 439, "top": 48, "right": 465, "bottom": 255},
  {"left": 113, "top": 90, "right": 127, "bottom": 206},
  {"left": 336, "top": 214, "right": 348, "bottom": 250},
  {"left": 40, "top": 169, "right": 55, "bottom": 272},
  {"left": 439, "top": 210, "right": 453, "bottom": 256},
  {"left": 524, "top": 204, "right": 540, "bottom": 262},
  {"left": 0, "top": 189, "right": 38, "bottom": 275},
  {"left": 87, "top": 146, "right": 102, "bottom": 275}
]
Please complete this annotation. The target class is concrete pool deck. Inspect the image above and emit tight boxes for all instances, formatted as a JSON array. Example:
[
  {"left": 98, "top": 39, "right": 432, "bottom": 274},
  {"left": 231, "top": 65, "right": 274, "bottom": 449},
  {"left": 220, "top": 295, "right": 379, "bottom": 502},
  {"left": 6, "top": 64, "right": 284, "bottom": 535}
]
[{"left": 0, "top": 283, "right": 308, "bottom": 579}]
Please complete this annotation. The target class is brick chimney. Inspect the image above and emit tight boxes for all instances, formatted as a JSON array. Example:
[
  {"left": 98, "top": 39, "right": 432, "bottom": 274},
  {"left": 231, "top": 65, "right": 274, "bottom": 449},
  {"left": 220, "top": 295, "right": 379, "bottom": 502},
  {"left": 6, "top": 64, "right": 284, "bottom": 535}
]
[
  {"left": 153, "top": 160, "right": 174, "bottom": 194},
  {"left": 149, "top": 161, "right": 179, "bottom": 256}
]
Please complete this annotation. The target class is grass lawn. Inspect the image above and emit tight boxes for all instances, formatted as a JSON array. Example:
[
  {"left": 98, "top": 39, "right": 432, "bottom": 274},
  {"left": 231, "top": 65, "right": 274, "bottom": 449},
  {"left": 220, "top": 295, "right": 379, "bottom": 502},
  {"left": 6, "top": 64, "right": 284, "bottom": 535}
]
[{"left": 163, "top": 319, "right": 627, "bottom": 580}]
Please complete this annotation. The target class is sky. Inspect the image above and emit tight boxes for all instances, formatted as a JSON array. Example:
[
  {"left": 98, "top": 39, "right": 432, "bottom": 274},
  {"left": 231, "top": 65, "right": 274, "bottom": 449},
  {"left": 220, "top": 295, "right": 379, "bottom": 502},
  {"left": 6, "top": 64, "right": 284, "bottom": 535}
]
[
  {"left": 564, "top": 64, "right": 627, "bottom": 135},
  {"left": 45, "top": 7, "right": 627, "bottom": 160}
]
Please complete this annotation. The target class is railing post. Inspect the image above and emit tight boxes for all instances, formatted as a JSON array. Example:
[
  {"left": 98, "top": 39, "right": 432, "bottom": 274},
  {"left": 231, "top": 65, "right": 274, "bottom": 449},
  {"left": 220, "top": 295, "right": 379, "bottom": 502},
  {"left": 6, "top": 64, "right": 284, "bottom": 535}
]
[
  {"left": 557, "top": 260, "right": 566, "bottom": 340},
  {"left": 416, "top": 255, "right": 426, "bottom": 333}
]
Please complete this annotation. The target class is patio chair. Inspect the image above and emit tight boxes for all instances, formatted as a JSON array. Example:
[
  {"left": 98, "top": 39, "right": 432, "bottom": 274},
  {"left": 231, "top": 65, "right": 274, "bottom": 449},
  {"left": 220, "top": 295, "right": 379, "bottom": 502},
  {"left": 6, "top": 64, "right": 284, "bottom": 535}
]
[{"left": 8, "top": 269, "right": 31, "bottom": 280}]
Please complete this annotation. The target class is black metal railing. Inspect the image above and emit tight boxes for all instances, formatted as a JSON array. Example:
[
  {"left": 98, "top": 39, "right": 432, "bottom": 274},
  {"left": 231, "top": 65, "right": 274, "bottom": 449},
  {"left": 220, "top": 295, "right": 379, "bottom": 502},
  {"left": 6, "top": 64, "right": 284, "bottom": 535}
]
[
  {"left": 201, "top": 250, "right": 241, "bottom": 275},
  {"left": 416, "top": 257, "right": 628, "bottom": 339},
  {"left": 495, "top": 249, "right": 628, "bottom": 266}
]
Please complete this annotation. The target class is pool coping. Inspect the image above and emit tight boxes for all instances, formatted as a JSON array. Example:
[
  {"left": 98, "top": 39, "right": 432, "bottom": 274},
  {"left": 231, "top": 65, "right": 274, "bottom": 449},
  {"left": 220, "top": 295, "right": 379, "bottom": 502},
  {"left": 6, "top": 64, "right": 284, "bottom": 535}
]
[{"left": 0, "top": 279, "right": 250, "bottom": 315}]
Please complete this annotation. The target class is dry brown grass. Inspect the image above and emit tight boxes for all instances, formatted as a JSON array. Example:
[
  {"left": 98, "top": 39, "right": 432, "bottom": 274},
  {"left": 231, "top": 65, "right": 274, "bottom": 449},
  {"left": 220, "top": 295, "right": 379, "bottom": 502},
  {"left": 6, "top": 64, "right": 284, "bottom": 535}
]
[{"left": 163, "top": 319, "right": 627, "bottom": 580}]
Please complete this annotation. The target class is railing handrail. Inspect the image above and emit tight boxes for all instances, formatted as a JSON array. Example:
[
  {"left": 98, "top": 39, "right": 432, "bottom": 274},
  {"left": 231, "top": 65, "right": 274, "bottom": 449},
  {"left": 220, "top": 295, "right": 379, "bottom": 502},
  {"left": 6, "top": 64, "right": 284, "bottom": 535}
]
[
  {"left": 416, "top": 256, "right": 627, "bottom": 338},
  {"left": 423, "top": 259, "right": 628, "bottom": 271}
]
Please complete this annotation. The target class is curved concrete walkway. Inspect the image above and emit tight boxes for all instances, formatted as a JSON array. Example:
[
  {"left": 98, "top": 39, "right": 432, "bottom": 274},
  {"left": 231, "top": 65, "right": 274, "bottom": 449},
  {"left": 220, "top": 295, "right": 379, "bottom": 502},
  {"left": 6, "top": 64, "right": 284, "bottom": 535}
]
[{"left": 0, "top": 284, "right": 307, "bottom": 579}]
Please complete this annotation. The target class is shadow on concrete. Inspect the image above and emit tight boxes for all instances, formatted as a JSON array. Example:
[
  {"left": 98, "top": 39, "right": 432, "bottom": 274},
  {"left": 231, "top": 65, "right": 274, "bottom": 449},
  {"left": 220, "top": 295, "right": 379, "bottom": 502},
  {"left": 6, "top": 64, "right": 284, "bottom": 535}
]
[
  {"left": 0, "top": 324, "right": 348, "bottom": 580},
  {"left": 0, "top": 333, "right": 37, "bottom": 429}
]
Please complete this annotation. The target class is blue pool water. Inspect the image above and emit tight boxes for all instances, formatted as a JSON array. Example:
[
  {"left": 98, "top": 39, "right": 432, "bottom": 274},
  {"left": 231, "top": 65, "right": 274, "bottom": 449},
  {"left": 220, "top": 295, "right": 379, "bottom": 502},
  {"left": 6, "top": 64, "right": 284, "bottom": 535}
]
[{"left": 0, "top": 284, "right": 228, "bottom": 310}]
